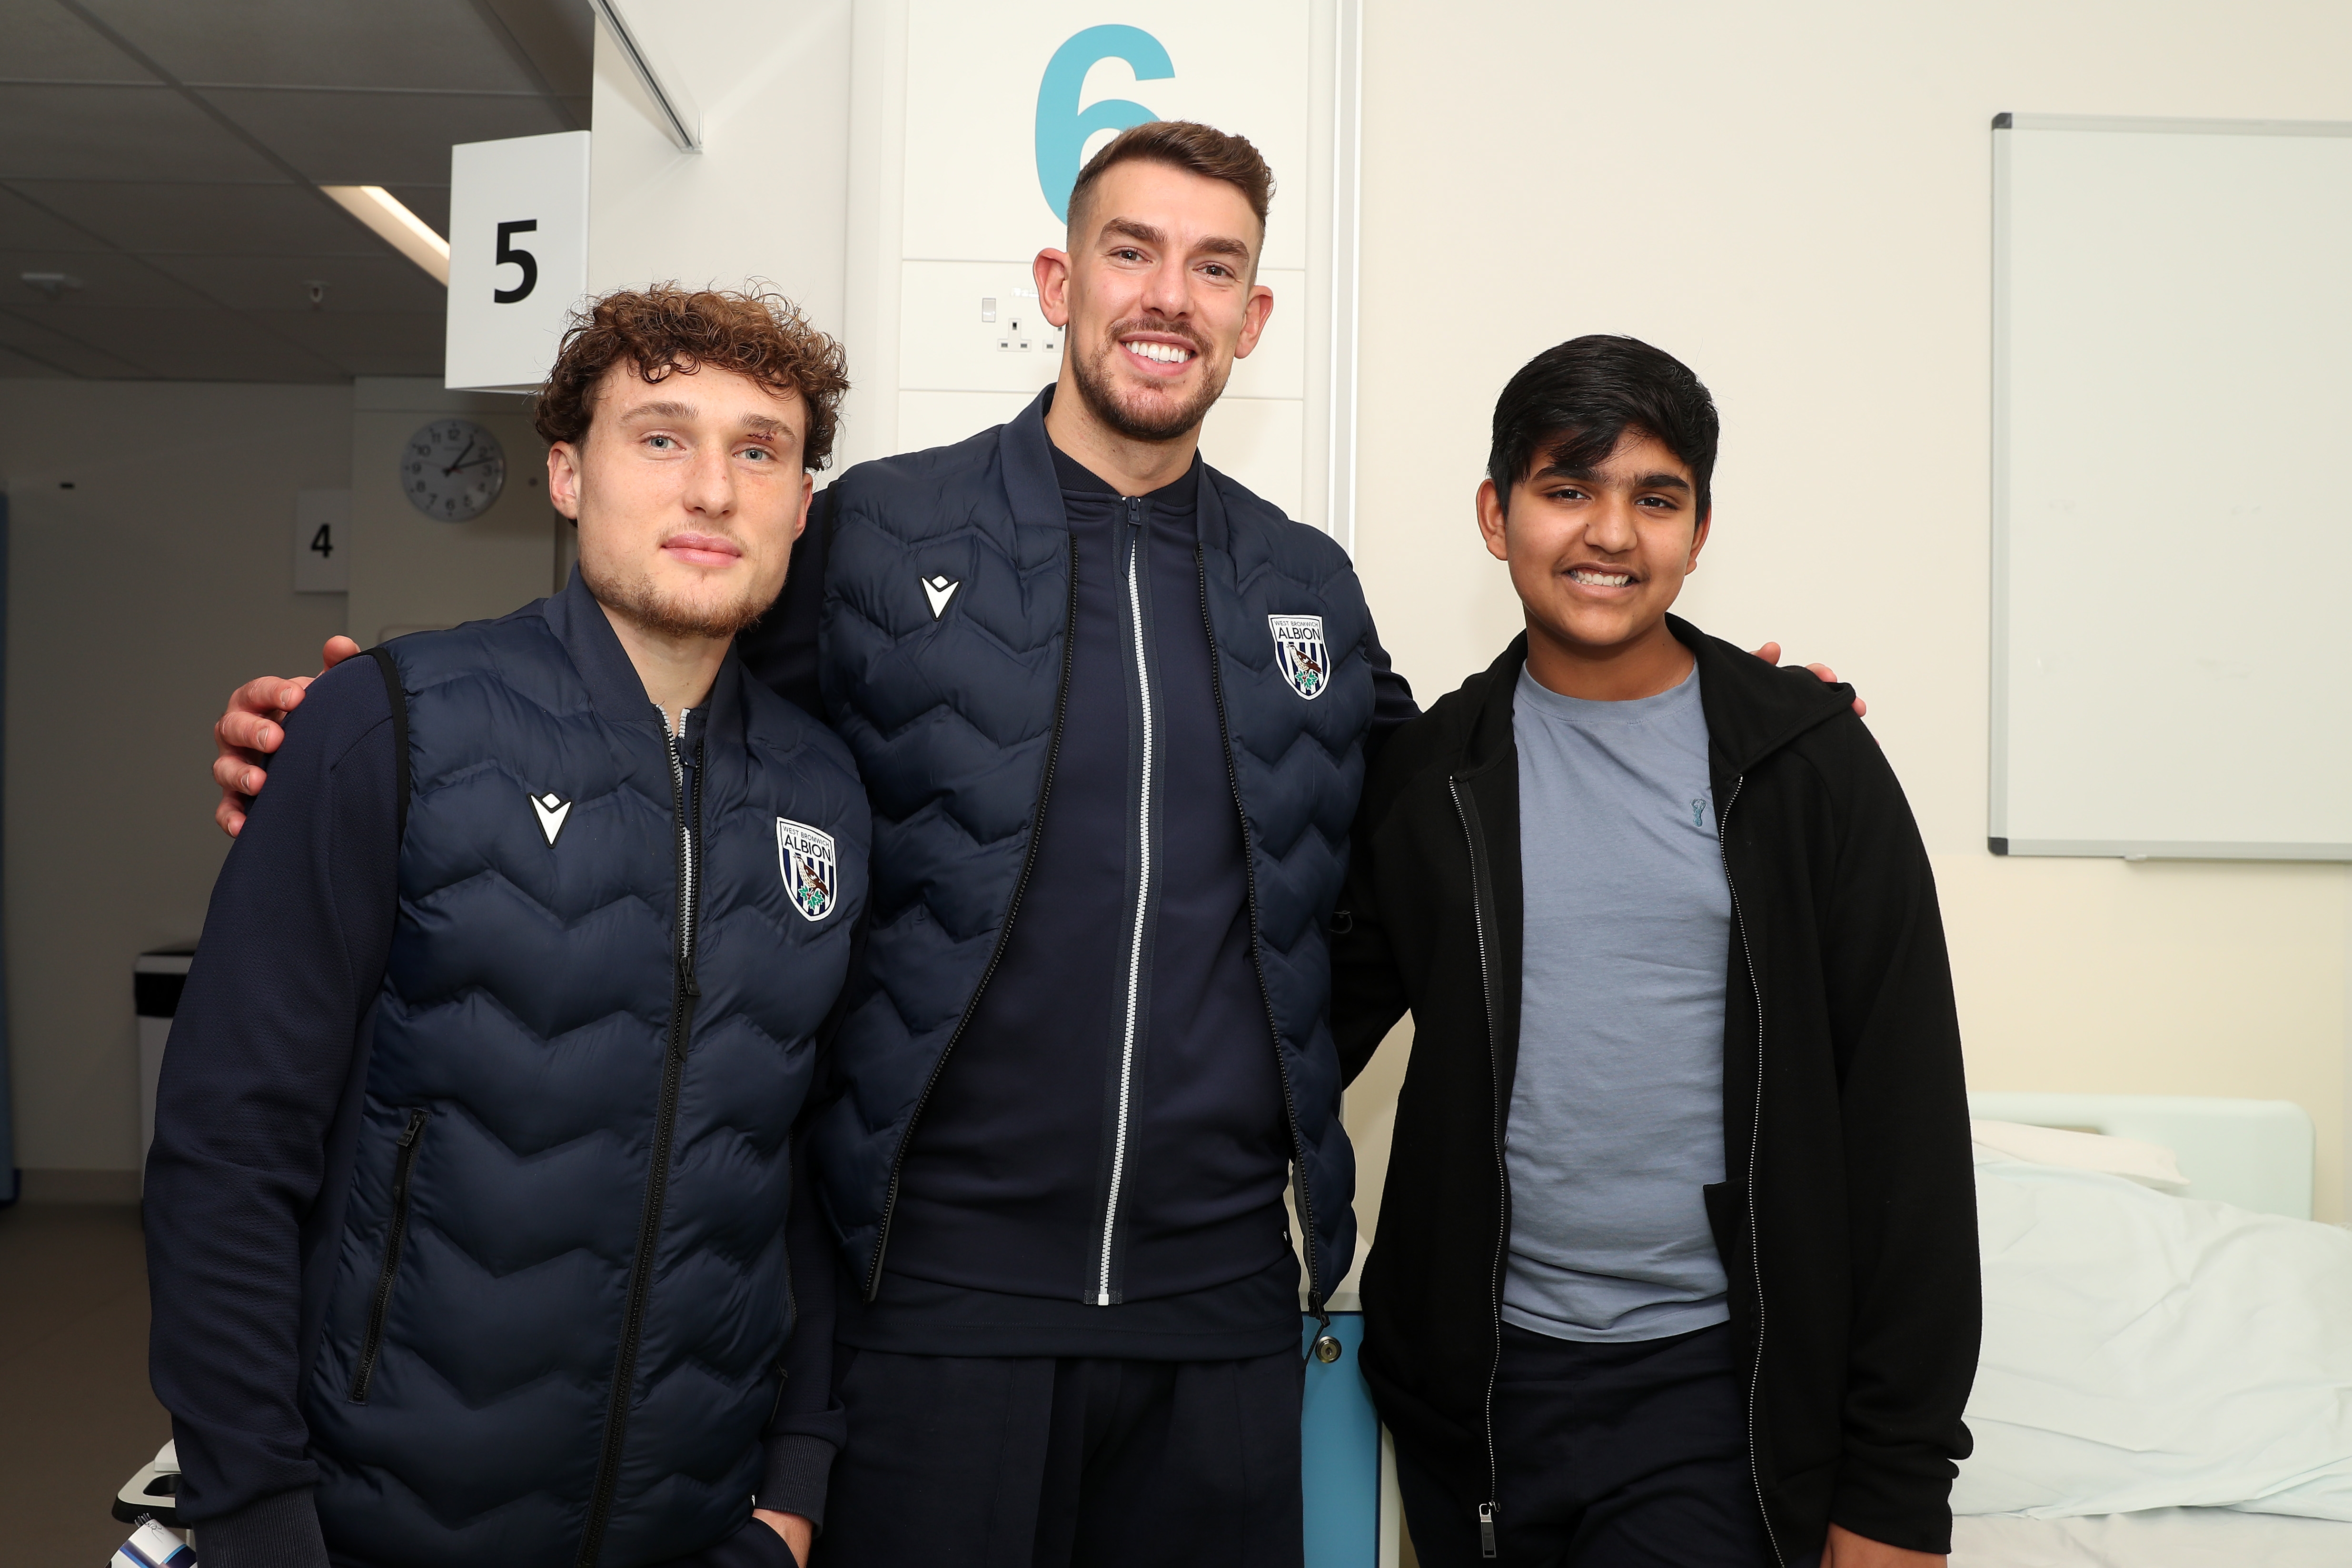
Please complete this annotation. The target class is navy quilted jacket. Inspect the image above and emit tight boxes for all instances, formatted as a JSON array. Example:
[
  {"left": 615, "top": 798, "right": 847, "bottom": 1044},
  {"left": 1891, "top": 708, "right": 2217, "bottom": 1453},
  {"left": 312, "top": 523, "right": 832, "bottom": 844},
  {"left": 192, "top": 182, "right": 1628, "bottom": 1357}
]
[
  {"left": 804, "top": 390, "right": 1377, "bottom": 1310},
  {"left": 300, "top": 586, "right": 867, "bottom": 1565}
]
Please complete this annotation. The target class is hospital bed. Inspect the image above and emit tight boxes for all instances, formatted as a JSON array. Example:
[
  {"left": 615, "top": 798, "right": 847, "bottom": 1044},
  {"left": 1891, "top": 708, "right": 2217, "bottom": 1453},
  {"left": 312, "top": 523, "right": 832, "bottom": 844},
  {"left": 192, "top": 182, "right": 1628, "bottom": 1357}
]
[{"left": 1953, "top": 1091, "right": 2352, "bottom": 1568}]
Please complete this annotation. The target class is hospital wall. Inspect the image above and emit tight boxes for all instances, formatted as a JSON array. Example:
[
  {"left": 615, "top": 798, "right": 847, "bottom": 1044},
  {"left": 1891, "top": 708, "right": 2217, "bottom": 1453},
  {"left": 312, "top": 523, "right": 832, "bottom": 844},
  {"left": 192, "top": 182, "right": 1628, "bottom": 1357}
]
[
  {"left": 1341, "top": 0, "right": 2352, "bottom": 1226},
  {"left": 0, "top": 380, "right": 354, "bottom": 1191}
]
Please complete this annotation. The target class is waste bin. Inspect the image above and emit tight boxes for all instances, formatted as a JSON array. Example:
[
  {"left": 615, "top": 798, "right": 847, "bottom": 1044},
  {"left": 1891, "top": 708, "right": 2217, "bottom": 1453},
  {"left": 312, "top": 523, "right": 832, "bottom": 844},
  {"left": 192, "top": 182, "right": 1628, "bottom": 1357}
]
[{"left": 135, "top": 948, "right": 194, "bottom": 1185}]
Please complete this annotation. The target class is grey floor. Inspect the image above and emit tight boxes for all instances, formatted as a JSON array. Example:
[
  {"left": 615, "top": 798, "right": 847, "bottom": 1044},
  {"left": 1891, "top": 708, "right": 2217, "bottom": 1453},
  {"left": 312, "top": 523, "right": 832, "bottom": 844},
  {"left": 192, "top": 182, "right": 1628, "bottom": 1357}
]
[{"left": 0, "top": 1202, "right": 171, "bottom": 1566}]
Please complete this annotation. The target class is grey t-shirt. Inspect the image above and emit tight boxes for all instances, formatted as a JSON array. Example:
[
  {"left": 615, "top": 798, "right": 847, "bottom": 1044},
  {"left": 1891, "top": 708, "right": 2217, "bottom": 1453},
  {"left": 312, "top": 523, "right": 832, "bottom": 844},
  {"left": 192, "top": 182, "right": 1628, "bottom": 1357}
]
[{"left": 1504, "top": 662, "right": 1732, "bottom": 1343}]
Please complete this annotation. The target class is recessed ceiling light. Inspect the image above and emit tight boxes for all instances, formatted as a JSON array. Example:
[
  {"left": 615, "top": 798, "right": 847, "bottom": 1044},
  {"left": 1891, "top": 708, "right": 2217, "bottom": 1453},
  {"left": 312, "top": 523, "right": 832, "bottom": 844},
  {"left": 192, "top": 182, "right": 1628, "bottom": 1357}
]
[
  {"left": 319, "top": 186, "right": 449, "bottom": 286},
  {"left": 21, "top": 272, "right": 83, "bottom": 299}
]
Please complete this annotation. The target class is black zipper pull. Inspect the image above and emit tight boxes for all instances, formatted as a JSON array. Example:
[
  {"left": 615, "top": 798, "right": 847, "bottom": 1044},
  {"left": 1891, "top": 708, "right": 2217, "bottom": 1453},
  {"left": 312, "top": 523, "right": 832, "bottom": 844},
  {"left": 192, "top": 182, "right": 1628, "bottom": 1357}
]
[
  {"left": 1479, "top": 1501, "right": 1498, "bottom": 1558},
  {"left": 1126, "top": 496, "right": 1143, "bottom": 527},
  {"left": 397, "top": 1108, "right": 428, "bottom": 1148}
]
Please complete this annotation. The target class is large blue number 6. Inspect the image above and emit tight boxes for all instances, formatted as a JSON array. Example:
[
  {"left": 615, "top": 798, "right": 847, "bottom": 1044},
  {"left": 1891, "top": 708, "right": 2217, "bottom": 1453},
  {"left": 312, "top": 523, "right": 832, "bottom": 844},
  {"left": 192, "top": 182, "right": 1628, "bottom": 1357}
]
[{"left": 1034, "top": 25, "right": 1175, "bottom": 224}]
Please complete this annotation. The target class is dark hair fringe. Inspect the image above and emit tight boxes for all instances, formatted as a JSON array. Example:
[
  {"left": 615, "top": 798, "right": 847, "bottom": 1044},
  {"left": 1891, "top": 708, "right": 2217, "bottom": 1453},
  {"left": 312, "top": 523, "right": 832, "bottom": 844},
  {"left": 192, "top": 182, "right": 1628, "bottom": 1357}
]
[
  {"left": 1487, "top": 336, "right": 1719, "bottom": 519},
  {"left": 532, "top": 284, "right": 851, "bottom": 468}
]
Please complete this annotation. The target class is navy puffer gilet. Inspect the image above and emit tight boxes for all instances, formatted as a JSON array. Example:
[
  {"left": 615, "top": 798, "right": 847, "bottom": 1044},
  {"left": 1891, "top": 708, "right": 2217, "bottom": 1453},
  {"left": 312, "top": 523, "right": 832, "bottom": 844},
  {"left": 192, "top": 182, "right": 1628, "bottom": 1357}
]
[
  {"left": 808, "top": 390, "right": 1370, "bottom": 1306},
  {"left": 301, "top": 576, "right": 866, "bottom": 1567}
]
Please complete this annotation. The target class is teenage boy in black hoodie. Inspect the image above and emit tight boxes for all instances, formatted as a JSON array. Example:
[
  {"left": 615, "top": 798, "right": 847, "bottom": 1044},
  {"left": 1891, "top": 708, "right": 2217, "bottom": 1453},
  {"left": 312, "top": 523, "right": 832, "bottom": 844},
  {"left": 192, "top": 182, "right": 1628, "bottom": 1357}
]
[{"left": 1331, "top": 337, "right": 1977, "bottom": 1568}]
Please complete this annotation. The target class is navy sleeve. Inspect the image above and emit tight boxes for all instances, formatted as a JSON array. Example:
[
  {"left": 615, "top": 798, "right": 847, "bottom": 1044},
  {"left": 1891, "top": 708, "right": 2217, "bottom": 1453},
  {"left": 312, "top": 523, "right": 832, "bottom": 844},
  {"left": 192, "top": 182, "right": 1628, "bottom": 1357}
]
[
  {"left": 758, "top": 1127, "right": 846, "bottom": 1528},
  {"left": 737, "top": 484, "right": 834, "bottom": 716},
  {"left": 1363, "top": 610, "right": 1419, "bottom": 765},
  {"left": 145, "top": 657, "right": 398, "bottom": 1558}
]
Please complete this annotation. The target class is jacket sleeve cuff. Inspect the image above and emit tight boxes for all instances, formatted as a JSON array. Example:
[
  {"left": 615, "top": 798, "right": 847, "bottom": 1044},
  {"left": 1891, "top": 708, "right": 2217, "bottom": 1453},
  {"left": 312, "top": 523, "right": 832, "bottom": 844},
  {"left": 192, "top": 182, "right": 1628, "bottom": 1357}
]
[
  {"left": 185, "top": 1487, "right": 329, "bottom": 1568},
  {"left": 757, "top": 1433, "right": 837, "bottom": 1531},
  {"left": 1827, "top": 1449, "right": 1955, "bottom": 1557}
]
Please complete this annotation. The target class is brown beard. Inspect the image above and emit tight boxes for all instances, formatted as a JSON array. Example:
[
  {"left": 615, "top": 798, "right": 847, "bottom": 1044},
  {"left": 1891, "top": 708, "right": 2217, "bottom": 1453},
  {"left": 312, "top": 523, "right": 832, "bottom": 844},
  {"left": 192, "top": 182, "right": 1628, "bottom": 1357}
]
[
  {"left": 582, "top": 554, "right": 771, "bottom": 640},
  {"left": 1069, "top": 319, "right": 1230, "bottom": 442}
]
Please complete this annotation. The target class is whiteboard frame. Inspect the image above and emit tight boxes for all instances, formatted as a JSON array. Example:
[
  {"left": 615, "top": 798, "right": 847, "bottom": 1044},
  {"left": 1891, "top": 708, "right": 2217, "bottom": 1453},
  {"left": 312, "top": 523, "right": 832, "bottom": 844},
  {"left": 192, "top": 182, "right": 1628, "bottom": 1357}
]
[{"left": 1988, "top": 111, "right": 2352, "bottom": 863}]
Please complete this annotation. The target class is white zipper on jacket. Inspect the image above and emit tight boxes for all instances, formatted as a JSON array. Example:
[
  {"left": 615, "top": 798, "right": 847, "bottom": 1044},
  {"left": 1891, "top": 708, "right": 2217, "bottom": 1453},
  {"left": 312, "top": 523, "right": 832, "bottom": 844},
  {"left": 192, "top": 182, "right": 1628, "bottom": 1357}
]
[
  {"left": 1096, "top": 500, "right": 1154, "bottom": 1306},
  {"left": 663, "top": 707, "right": 699, "bottom": 969}
]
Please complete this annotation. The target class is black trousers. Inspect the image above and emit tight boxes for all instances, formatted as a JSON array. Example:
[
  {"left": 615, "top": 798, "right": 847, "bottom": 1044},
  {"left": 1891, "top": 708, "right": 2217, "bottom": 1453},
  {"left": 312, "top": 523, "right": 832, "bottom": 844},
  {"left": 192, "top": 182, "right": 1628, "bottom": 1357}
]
[
  {"left": 815, "top": 1345, "right": 1305, "bottom": 1568},
  {"left": 1395, "top": 1322, "right": 1806, "bottom": 1568}
]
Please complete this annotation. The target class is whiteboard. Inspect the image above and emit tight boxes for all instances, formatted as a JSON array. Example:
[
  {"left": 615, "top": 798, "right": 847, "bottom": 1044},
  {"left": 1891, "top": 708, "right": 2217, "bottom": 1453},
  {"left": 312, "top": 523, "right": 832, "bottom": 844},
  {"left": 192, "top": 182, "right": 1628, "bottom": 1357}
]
[{"left": 1991, "top": 115, "right": 2352, "bottom": 861}]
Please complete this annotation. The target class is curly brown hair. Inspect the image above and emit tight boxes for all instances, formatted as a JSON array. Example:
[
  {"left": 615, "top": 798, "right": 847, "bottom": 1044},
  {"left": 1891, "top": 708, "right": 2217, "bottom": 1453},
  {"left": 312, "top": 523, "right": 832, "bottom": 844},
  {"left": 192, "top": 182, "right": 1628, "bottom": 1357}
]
[{"left": 532, "top": 285, "right": 850, "bottom": 469}]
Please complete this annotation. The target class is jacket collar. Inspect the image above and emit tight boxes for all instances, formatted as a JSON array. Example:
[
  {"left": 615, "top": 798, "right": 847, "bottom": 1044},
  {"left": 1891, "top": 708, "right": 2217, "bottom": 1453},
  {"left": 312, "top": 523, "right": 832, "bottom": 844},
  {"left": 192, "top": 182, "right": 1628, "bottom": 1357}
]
[
  {"left": 538, "top": 565, "right": 746, "bottom": 736},
  {"left": 998, "top": 384, "right": 1229, "bottom": 550},
  {"left": 1669, "top": 614, "right": 1856, "bottom": 780},
  {"left": 1001, "top": 387, "right": 1064, "bottom": 525},
  {"left": 1456, "top": 615, "right": 1855, "bottom": 782}
]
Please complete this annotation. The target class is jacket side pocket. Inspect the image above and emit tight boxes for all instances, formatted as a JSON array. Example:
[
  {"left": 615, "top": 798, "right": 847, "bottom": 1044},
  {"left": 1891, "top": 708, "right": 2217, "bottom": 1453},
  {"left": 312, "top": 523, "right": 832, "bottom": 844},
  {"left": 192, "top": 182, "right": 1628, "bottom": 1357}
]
[{"left": 349, "top": 1107, "right": 431, "bottom": 1403}]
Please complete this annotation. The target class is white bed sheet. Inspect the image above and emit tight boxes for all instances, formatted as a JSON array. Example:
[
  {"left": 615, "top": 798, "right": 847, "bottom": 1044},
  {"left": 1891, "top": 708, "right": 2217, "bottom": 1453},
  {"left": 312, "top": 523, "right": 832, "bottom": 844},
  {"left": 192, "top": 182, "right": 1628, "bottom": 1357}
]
[{"left": 1953, "top": 1508, "right": 2352, "bottom": 1567}]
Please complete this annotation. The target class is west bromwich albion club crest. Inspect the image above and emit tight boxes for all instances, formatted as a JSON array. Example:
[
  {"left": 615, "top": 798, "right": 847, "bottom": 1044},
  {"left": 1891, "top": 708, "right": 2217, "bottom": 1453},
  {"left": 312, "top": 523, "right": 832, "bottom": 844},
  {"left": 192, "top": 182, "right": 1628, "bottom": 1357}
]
[
  {"left": 1268, "top": 615, "right": 1329, "bottom": 701},
  {"left": 777, "top": 818, "right": 837, "bottom": 922}
]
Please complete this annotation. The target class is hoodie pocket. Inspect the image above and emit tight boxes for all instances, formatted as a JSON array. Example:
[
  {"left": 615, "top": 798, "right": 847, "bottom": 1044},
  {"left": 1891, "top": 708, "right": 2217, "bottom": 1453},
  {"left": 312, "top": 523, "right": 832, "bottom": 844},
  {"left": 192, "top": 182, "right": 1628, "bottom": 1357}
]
[{"left": 349, "top": 1107, "right": 431, "bottom": 1403}]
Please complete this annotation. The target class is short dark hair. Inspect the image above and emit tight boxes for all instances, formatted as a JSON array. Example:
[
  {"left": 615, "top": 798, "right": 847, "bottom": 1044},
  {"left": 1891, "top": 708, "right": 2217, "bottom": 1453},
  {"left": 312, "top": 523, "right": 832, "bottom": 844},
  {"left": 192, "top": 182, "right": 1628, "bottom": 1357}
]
[
  {"left": 1067, "top": 120, "right": 1275, "bottom": 240},
  {"left": 534, "top": 285, "right": 850, "bottom": 469},
  {"left": 1487, "top": 336, "right": 1719, "bottom": 519}
]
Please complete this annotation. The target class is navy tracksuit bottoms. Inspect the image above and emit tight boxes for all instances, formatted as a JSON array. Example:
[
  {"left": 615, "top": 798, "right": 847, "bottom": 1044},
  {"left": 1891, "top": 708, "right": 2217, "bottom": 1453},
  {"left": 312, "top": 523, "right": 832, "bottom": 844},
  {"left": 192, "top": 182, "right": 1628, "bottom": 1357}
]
[{"left": 816, "top": 1345, "right": 1305, "bottom": 1568}]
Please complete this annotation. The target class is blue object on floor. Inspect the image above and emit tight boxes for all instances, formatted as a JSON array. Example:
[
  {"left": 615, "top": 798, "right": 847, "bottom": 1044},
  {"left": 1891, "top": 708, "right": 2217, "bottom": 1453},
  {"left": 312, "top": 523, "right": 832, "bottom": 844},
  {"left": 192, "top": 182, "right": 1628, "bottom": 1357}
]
[{"left": 1302, "top": 1312, "right": 1380, "bottom": 1568}]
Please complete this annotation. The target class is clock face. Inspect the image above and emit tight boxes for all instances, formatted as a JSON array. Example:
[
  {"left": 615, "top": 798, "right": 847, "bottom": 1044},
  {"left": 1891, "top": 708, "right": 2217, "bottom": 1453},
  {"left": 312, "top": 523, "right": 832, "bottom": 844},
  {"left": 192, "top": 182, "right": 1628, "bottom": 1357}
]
[{"left": 401, "top": 418, "right": 506, "bottom": 522}]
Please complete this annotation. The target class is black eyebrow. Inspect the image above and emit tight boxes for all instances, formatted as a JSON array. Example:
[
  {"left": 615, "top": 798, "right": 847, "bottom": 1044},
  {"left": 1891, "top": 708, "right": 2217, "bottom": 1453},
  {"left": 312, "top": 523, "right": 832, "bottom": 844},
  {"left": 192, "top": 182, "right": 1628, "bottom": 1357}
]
[{"left": 1532, "top": 463, "right": 1691, "bottom": 493}]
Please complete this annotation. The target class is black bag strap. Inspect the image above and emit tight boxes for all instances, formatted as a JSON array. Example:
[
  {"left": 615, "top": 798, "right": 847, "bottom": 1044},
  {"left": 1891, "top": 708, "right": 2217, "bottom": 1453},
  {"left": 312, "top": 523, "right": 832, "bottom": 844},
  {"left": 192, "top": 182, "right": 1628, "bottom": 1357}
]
[{"left": 364, "top": 646, "right": 411, "bottom": 843}]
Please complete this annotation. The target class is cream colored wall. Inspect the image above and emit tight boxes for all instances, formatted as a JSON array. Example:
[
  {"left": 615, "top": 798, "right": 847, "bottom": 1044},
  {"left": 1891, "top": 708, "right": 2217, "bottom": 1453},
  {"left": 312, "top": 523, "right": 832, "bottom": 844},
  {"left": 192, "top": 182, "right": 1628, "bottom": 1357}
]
[
  {"left": 1340, "top": 0, "right": 2352, "bottom": 1223},
  {"left": 0, "top": 380, "right": 354, "bottom": 1178}
]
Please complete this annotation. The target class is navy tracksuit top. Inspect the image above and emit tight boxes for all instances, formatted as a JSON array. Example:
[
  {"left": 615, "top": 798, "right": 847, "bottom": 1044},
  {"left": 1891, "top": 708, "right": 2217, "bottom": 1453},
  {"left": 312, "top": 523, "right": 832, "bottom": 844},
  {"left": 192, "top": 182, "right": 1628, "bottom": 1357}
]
[{"left": 749, "top": 388, "right": 1416, "bottom": 1351}]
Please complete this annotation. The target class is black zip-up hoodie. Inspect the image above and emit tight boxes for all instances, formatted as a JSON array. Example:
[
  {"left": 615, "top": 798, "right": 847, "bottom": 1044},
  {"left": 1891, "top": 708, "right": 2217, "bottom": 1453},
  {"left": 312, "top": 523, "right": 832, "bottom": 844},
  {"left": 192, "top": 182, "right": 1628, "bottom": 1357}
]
[{"left": 1331, "top": 618, "right": 1979, "bottom": 1561}]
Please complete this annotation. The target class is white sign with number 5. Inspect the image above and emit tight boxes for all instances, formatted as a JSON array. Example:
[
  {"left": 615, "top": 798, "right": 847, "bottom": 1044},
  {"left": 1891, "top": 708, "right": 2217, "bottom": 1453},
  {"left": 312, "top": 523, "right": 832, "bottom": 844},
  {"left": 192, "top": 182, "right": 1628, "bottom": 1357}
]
[{"left": 446, "top": 130, "right": 591, "bottom": 393}]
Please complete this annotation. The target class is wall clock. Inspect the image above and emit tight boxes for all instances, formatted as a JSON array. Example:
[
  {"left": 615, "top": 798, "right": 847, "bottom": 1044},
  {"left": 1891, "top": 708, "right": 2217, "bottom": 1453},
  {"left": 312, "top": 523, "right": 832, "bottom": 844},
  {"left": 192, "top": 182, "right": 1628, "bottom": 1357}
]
[{"left": 401, "top": 418, "right": 506, "bottom": 522}]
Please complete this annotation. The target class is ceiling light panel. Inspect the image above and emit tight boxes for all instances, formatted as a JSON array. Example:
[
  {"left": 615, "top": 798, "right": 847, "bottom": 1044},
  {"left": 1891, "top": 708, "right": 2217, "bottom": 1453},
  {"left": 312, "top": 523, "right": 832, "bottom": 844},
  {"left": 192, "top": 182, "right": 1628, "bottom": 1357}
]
[{"left": 321, "top": 185, "right": 448, "bottom": 285}]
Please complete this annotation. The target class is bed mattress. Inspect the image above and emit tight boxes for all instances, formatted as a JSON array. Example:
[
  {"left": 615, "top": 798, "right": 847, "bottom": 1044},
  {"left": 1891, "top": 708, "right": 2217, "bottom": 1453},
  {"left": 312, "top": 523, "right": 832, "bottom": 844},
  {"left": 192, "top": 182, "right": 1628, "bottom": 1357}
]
[{"left": 1952, "top": 1508, "right": 2352, "bottom": 1567}]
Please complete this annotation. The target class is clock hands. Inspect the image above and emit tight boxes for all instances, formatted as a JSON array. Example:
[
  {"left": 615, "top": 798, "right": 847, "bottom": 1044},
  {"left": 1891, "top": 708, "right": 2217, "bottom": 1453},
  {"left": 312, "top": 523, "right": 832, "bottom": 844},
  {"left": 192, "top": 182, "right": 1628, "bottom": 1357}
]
[{"left": 441, "top": 438, "right": 477, "bottom": 476}]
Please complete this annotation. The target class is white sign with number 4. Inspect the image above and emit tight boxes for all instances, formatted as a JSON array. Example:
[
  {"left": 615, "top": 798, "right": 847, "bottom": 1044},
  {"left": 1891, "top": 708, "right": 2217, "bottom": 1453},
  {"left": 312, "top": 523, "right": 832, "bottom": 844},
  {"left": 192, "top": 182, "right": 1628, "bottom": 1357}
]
[
  {"left": 294, "top": 488, "right": 351, "bottom": 594},
  {"left": 445, "top": 130, "right": 591, "bottom": 393}
]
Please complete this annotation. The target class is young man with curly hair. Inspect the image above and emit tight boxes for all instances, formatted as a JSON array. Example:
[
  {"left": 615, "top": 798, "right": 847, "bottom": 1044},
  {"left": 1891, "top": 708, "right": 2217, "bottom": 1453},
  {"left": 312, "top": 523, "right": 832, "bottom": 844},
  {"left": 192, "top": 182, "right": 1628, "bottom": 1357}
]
[{"left": 146, "top": 289, "right": 865, "bottom": 1568}]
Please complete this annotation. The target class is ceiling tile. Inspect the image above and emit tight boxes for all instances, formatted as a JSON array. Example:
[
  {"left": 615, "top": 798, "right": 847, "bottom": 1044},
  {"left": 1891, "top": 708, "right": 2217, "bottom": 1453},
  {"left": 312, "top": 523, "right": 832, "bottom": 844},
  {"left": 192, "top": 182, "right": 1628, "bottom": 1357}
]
[
  {"left": 0, "top": 83, "right": 288, "bottom": 182},
  {"left": 15, "top": 180, "right": 375, "bottom": 256},
  {"left": 20, "top": 305, "right": 345, "bottom": 381},
  {"left": 78, "top": 0, "right": 545, "bottom": 93},
  {"left": 198, "top": 88, "right": 569, "bottom": 187},
  {"left": 145, "top": 251, "right": 447, "bottom": 315},
  {"left": 258, "top": 309, "right": 447, "bottom": 378},
  {"left": 0, "top": 342, "right": 71, "bottom": 378},
  {"left": 0, "top": 247, "right": 213, "bottom": 309},
  {"left": 0, "top": 306, "right": 149, "bottom": 377},
  {"left": 0, "top": 184, "right": 111, "bottom": 251},
  {"left": 0, "top": 0, "right": 149, "bottom": 81}
]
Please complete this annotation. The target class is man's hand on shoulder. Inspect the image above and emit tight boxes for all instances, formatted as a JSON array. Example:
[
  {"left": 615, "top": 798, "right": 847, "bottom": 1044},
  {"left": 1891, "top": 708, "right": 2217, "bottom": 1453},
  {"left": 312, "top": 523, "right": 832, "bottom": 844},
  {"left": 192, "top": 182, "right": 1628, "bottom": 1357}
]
[
  {"left": 754, "top": 1507, "right": 813, "bottom": 1567},
  {"left": 213, "top": 635, "right": 364, "bottom": 837},
  {"left": 1750, "top": 641, "right": 1868, "bottom": 718},
  {"left": 1822, "top": 1522, "right": 1944, "bottom": 1568}
]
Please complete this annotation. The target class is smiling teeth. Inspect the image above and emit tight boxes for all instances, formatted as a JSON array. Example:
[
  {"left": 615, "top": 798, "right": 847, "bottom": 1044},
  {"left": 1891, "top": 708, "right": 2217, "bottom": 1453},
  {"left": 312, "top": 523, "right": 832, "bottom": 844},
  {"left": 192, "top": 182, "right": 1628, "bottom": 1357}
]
[
  {"left": 1570, "top": 570, "right": 1632, "bottom": 587},
  {"left": 1128, "top": 341, "right": 1193, "bottom": 364}
]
